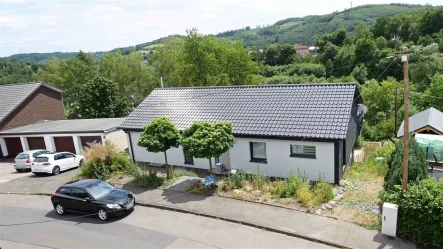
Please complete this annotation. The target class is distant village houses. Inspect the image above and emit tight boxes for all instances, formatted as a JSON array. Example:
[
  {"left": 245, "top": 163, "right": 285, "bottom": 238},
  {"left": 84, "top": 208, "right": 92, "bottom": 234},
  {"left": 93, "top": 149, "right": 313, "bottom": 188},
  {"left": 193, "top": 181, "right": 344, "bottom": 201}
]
[{"left": 294, "top": 44, "right": 319, "bottom": 55}]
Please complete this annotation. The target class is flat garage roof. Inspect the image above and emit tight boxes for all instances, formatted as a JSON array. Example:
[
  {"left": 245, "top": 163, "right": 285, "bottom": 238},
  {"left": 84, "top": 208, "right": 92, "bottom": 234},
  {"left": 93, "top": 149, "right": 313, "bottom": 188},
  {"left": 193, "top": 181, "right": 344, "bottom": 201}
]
[{"left": 0, "top": 118, "right": 124, "bottom": 135}]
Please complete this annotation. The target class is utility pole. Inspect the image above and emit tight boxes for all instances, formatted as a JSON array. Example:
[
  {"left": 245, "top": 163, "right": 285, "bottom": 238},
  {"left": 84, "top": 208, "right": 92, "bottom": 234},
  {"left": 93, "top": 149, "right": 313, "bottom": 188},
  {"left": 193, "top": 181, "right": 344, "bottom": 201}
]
[
  {"left": 394, "top": 87, "right": 398, "bottom": 137},
  {"left": 402, "top": 47, "right": 409, "bottom": 192}
]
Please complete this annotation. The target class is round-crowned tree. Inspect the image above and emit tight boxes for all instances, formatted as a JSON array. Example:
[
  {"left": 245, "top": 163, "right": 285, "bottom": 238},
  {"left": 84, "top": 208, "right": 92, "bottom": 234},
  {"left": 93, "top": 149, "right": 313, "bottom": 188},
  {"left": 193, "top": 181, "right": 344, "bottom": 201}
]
[
  {"left": 138, "top": 117, "right": 180, "bottom": 179},
  {"left": 181, "top": 121, "right": 235, "bottom": 174}
]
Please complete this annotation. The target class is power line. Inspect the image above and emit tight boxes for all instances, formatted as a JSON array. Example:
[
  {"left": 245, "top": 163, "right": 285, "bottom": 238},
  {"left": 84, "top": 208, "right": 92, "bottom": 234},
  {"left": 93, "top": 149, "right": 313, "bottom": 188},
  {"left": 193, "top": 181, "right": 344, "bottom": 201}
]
[{"left": 326, "top": 56, "right": 395, "bottom": 73}]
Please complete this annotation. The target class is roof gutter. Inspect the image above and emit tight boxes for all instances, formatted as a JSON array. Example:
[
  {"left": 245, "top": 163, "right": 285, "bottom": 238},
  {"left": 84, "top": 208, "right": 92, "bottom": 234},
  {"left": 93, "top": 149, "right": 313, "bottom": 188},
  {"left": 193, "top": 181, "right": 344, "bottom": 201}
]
[{"left": 0, "top": 130, "right": 106, "bottom": 136}]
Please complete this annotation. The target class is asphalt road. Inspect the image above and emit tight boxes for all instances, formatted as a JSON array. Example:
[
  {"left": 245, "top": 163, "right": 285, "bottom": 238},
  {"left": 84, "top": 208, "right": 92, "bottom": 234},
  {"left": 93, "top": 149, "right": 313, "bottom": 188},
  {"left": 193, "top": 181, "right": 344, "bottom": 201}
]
[{"left": 0, "top": 194, "right": 332, "bottom": 249}]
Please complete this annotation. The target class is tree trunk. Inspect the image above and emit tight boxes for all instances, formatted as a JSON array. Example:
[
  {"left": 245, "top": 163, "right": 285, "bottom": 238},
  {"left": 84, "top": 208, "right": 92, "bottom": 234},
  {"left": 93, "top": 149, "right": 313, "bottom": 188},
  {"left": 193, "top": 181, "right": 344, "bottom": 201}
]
[
  {"left": 164, "top": 151, "right": 170, "bottom": 179},
  {"left": 209, "top": 158, "right": 213, "bottom": 174}
]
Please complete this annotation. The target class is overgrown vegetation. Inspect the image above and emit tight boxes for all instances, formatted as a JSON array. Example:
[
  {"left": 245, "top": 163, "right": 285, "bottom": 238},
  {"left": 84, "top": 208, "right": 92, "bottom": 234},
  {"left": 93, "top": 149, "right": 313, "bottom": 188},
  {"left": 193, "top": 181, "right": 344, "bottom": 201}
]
[
  {"left": 381, "top": 178, "right": 443, "bottom": 248},
  {"left": 214, "top": 168, "right": 335, "bottom": 209},
  {"left": 129, "top": 168, "right": 164, "bottom": 188},
  {"left": 326, "top": 142, "right": 395, "bottom": 229},
  {"left": 79, "top": 141, "right": 133, "bottom": 180}
]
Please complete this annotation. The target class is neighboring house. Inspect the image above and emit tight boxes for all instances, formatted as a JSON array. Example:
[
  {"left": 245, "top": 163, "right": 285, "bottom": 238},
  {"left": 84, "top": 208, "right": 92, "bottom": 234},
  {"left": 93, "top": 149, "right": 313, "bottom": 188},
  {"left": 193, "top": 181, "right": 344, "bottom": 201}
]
[
  {"left": 397, "top": 107, "right": 443, "bottom": 137},
  {"left": 120, "top": 83, "right": 364, "bottom": 184},
  {"left": 0, "top": 118, "right": 127, "bottom": 157},
  {"left": 309, "top": 46, "right": 319, "bottom": 55},
  {"left": 294, "top": 44, "right": 310, "bottom": 54},
  {"left": 0, "top": 82, "right": 66, "bottom": 157}
]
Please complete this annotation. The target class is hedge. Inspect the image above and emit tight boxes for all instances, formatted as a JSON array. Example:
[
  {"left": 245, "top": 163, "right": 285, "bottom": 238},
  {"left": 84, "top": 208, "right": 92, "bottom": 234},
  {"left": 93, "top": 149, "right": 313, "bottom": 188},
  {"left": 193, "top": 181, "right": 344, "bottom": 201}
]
[{"left": 381, "top": 178, "right": 443, "bottom": 248}]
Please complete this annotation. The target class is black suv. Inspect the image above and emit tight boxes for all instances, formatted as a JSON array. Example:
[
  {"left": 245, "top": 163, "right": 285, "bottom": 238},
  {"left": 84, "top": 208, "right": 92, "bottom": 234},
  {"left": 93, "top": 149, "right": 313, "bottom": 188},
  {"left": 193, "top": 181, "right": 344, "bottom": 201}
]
[{"left": 51, "top": 179, "right": 135, "bottom": 221}]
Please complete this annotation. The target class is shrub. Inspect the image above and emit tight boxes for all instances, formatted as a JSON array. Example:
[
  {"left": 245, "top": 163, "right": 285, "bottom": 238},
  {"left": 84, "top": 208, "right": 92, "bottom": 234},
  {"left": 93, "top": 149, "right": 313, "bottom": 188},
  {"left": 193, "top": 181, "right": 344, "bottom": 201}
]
[
  {"left": 79, "top": 141, "right": 132, "bottom": 180},
  {"left": 381, "top": 178, "right": 443, "bottom": 248},
  {"left": 228, "top": 169, "right": 247, "bottom": 189},
  {"left": 313, "top": 182, "right": 334, "bottom": 204},
  {"left": 296, "top": 186, "right": 313, "bottom": 207},
  {"left": 384, "top": 139, "right": 429, "bottom": 191},
  {"left": 130, "top": 169, "right": 164, "bottom": 188}
]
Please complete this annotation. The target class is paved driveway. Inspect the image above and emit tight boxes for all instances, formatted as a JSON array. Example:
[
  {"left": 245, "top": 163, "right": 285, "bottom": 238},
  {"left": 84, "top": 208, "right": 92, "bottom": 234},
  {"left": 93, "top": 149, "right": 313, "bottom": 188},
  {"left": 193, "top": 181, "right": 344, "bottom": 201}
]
[
  {"left": 0, "top": 162, "right": 79, "bottom": 193},
  {"left": 0, "top": 160, "right": 33, "bottom": 183}
]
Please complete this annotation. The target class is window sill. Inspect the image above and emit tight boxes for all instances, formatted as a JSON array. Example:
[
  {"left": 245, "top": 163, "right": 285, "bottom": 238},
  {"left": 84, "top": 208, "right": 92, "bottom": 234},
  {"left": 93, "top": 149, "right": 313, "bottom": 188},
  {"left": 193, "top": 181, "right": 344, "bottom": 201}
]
[
  {"left": 250, "top": 158, "right": 267, "bottom": 164},
  {"left": 290, "top": 154, "right": 316, "bottom": 159}
]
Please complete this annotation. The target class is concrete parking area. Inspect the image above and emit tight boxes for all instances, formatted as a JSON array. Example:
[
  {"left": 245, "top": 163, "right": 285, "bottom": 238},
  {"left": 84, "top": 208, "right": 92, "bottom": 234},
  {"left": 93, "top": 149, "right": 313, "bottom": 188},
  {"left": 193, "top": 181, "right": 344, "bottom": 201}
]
[
  {"left": 0, "top": 161, "right": 79, "bottom": 192},
  {"left": 0, "top": 160, "right": 33, "bottom": 183}
]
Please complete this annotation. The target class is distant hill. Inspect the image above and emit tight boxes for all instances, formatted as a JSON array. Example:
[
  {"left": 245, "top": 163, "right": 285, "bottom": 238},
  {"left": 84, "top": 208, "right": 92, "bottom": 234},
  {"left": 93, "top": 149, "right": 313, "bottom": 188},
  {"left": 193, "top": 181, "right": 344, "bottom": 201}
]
[
  {"left": 2, "top": 4, "right": 430, "bottom": 63},
  {"left": 215, "top": 4, "right": 429, "bottom": 47}
]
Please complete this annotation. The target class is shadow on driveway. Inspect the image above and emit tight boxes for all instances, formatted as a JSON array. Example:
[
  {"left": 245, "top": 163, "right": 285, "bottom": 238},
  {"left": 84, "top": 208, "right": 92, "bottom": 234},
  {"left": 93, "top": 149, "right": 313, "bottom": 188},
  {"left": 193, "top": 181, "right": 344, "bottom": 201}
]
[{"left": 44, "top": 208, "right": 133, "bottom": 225}]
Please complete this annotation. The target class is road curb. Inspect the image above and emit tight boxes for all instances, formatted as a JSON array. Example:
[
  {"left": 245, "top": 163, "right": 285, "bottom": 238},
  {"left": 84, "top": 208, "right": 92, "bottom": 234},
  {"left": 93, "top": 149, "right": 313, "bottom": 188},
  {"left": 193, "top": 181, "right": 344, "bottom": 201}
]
[
  {"left": 0, "top": 192, "right": 353, "bottom": 249},
  {"left": 135, "top": 201, "right": 353, "bottom": 249}
]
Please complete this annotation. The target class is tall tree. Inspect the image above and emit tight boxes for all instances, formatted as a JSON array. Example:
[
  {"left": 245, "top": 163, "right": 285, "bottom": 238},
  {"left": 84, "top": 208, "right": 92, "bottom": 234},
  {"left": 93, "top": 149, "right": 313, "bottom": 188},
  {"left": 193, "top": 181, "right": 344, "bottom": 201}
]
[
  {"left": 264, "top": 44, "right": 296, "bottom": 66},
  {"left": 180, "top": 29, "right": 257, "bottom": 86},
  {"left": 138, "top": 117, "right": 181, "bottom": 179},
  {"left": 181, "top": 121, "right": 235, "bottom": 174},
  {"left": 73, "top": 76, "right": 129, "bottom": 119}
]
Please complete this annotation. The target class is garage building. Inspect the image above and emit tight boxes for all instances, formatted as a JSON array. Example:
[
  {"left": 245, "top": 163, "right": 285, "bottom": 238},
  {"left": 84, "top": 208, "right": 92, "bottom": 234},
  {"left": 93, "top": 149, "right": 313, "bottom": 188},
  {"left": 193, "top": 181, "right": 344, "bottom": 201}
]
[{"left": 0, "top": 118, "right": 127, "bottom": 157}]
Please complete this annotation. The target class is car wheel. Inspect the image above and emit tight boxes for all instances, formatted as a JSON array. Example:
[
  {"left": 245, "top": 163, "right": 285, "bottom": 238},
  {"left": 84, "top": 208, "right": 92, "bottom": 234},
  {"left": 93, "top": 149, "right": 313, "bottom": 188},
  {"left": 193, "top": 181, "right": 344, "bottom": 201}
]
[
  {"left": 79, "top": 159, "right": 84, "bottom": 167},
  {"left": 54, "top": 203, "right": 66, "bottom": 215},
  {"left": 52, "top": 166, "right": 60, "bottom": 175},
  {"left": 97, "top": 208, "right": 109, "bottom": 221}
]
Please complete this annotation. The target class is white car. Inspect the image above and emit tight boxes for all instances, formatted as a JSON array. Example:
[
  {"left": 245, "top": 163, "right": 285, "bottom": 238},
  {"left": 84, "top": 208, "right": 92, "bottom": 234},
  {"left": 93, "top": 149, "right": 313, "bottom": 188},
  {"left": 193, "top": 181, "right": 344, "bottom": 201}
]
[
  {"left": 14, "top": 149, "right": 49, "bottom": 172},
  {"left": 31, "top": 152, "right": 85, "bottom": 175}
]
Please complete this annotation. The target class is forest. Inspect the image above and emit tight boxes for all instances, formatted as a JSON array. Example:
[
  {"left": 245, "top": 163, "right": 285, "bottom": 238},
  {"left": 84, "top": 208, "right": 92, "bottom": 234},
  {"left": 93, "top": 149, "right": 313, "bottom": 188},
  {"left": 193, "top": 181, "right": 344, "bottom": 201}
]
[{"left": 1, "top": 5, "right": 443, "bottom": 143}]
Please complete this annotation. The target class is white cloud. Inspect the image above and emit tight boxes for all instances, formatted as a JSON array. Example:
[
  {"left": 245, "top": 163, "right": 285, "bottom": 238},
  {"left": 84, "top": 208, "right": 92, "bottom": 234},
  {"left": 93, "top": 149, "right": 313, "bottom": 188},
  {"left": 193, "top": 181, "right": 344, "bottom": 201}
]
[
  {"left": 201, "top": 13, "right": 217, "bottom": 19},
  {"left": 0, "top": 16, "right": 26, "bottom": 29},
  {"left": 0, "top": 0, "right": 27, "bottom": 4}
]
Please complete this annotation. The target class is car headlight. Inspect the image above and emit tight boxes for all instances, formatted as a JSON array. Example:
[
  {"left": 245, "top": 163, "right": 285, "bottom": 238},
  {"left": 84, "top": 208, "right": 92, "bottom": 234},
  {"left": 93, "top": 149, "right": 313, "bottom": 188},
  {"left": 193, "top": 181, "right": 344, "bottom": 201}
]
[{"left": 106, "top": 204, "right": 122, "bottom": 209}]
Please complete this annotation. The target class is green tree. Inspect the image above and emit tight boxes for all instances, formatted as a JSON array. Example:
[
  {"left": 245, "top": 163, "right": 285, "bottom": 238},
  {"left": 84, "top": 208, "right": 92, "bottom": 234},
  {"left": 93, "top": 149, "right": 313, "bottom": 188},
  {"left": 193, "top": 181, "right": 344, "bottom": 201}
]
[
  {"left": 181, "top": 121, "right": 235, "bottom": 174},
  {"left": 99, "top": 51, "right": 156, "bottom": 106},
  {"left": 264, "top": 44, "right": 296, "bottom": 66},
  {"left": 384, "top": 138, "right": 428, "bottom": 191},
  {"left": 180, "top": 29, "right": 257, "bottom": 86},
  {"left": 371, "top": 16, "right": 391, "bottom": 39},
  {"left": 421, "top": 74, "right": 443, "bottom": 111},
  {"left": 149, "top": 37, "right": 185, "bottom": 87},
  {"left": 333, "top": 45, "right": 355, "bottom": 76},
  {"left": 331, "top": 28, "right": 348, "bottom": 47},
  {"left": 137, "top": 117, "right": 181, "bottom": 179},
  {"left": 355, "top": 38, "right": 376, "bottom": 64},
  {"left": 73, "top": 76, "right": 129, "bottom": 119},
  {"left": 351, "top": 65, "right": 367, "bottom": 84},
  {"left": 354, "top": 22, "right": 372, "bottom": 40}
]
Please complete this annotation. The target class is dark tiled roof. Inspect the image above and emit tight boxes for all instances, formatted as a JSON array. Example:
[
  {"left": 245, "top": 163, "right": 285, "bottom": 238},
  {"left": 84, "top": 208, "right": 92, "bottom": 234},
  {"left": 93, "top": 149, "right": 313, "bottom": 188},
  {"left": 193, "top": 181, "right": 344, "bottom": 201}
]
[
  {"left": 0, "top": 82, "right": 62, "bottom": 124},
  {"left": 120, "top": 83, "right": 359, "bottom": 139},
  {"left": 0, "top": 118, "right": 124, "bottom": 135},
  {"left": 397, "top": 107, "right": 443, "bottom": 137}
]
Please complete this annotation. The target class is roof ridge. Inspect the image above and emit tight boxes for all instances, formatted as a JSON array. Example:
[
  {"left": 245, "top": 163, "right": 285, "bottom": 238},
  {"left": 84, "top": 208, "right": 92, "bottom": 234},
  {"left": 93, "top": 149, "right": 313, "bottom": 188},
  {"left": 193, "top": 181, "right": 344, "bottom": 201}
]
[{"left": 155, "top": 82, "right": 357, "bottom": 90}]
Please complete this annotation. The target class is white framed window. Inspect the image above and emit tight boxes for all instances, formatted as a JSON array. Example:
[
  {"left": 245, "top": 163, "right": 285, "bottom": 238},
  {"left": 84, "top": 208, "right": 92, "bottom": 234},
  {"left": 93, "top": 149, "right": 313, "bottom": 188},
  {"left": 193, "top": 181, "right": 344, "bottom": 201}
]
[
  {"left": 250, "top": 142, "right": 267, "bottom": 163},
  {"left": 290, "top": 145, "right": 316, "bottom": 159}
]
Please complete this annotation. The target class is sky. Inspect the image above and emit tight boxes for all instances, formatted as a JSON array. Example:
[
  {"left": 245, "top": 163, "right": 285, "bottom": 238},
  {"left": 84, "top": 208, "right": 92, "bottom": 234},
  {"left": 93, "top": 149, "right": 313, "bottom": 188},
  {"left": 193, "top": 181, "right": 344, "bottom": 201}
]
[{"left": 1, "top": 0, "right": 442, "bottom": 57}]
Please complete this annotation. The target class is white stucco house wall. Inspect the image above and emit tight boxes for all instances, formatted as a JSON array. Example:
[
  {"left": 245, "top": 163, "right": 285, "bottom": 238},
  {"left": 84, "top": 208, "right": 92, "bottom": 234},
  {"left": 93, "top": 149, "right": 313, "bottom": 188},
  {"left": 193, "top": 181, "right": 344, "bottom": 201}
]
[{"left": 120, "top": 83, "right": 364, "bottom": 184}]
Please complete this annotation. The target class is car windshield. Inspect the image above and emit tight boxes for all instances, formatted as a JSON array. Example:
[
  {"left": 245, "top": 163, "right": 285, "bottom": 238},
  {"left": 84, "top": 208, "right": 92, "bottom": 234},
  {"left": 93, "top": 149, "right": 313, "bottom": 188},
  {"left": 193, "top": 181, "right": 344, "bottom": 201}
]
[
  {"left": 84, "top": 181, "right": 116, "bottom": 200},
  {"left": 34, "top": 157, "right": 49, "bottom": 162},
  {"left": 15, "top": 153, "right": 29, "bottom": 159}
]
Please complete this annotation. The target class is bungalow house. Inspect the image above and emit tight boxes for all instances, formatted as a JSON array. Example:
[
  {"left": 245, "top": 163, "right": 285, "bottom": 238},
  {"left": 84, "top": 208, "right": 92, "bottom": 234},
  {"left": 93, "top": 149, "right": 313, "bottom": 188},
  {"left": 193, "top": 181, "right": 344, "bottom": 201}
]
[
  {"left": 120, "top": 83, "right": 364, "bottom": 184},
  {"left": 397, "top": 107, "right": 443, "bottom": 137}
]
